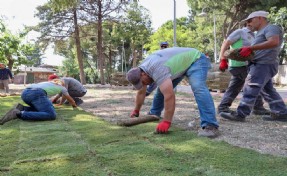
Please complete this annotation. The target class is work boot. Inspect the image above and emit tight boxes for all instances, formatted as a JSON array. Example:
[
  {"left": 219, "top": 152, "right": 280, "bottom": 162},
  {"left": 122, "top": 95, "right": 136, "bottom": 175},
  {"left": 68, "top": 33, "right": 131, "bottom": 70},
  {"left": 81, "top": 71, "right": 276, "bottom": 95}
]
[
  {"left": 0, "top": 108, "right": 20, "bottom": 125},
  {"left": 15, "top": 103, "right": 24, "bottom": 111},
  {"left": 262, "top": 113, "right": 287, "bottom": 122},
  {"left": 220, "top": 111, "right": 245, "bottom": 122},
  {"left": 252, "top": 107, "right": 270, "bottom": 115},
  {"left": 198, "top": 125, "right": 220, "bottom": 138}
]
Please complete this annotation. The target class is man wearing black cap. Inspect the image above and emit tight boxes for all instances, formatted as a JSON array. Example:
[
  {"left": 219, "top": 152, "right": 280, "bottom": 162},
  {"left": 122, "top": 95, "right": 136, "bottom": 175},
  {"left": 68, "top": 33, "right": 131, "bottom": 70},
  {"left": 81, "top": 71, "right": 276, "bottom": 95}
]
[
  {"left": 126, "top": 47, "right": 219, "bottom": 138},
  {"left": 220, "top": 11, "right": 287, "bottom": 122}
]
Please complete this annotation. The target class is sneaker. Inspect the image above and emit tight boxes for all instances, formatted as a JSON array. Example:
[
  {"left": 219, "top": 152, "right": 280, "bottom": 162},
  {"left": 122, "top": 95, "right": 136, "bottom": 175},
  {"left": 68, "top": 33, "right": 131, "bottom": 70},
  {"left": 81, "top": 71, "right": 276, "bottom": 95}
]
[
  {"left": 0, "top": 108, "right": 20, "bottom": 125},
  {"left": 147, "top": 112, "right": 161, "bottom": 119},
  {"left": 198, "top": 125, "right": 219, "bottom": 138},
  {"left": 15, "top": 103, "right": 24, "bottom": 111},
  {"left": 252, "top": 108, "right": 270, "bottom": 115},
  {"left": 220, "top": 111, "right": 245, "bottom": 122},
  {"left": 262, "top": 113, "right": 287, "bottom": 122}
]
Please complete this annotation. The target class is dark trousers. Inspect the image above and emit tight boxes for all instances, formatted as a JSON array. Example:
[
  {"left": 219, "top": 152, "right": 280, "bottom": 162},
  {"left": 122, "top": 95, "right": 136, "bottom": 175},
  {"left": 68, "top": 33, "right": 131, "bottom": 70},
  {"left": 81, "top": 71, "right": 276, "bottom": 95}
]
[
  {"left": 218, "top": 66, "right": 264, "bottom": 111},
  {"left": 237, "top": 63, "right": 287, "bottom": 117},
  {"left": 68, "top": 90, "right": 86, "bottom": 100}
]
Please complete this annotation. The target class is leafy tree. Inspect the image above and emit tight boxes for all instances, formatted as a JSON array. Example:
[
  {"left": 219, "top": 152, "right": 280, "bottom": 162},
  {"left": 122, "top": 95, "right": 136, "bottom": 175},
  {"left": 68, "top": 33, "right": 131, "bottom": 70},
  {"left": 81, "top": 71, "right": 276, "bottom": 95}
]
[
  {"left": 0, "top": 20, "right": 43, "bottom": 69},
  {"left": 34, "top": 0, "right": 87, "bottom": 84},
  {"left": 269, "top": 7, "right": 287, "bottom": 64},
  {"left": 79, "top": 0, "right": 129, "bottom": 84},
  {"left": 187, "top": 0, "right": 287, "bottom": 37},
  {"left": 120, "top": 2, "right": 152, "bottom": 67}
]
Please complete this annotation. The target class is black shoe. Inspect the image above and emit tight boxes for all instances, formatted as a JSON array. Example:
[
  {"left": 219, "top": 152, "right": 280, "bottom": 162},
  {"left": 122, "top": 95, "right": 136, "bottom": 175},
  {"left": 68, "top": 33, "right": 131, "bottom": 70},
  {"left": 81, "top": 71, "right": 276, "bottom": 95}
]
[
  {"left": 262, "top": 113, "right": 287, "bottom": 122},
  {"left": 217, "top": 107, "right": 232, "bottom": 114},
  {"left": 252, "top": 108, "right": 270, "bottom": 115},
  {"left": 220, "top": 111, "right": 245, "bottom": 122},
  {"left": 75, "top": 98, "right": 83, "bottom": 106}
]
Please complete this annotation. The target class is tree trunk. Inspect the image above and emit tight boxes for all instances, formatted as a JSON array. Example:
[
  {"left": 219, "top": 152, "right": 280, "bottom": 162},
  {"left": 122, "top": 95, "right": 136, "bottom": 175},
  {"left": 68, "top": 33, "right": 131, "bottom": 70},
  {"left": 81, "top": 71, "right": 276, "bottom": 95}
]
[
  {"left": 131, "top": 44, "right": 138, "bottom": 68},
  {"left": 107, "top": 46, "right": 112, "bottom": 83},
  {"left": 7, "top": 55, "right": 14, "bottom": 70},
  {"left": 97, "top": 0, "right": 105, "bottom": 85},
  {"left": 73, "top": 9, "right": 86, "bottom": 84}
]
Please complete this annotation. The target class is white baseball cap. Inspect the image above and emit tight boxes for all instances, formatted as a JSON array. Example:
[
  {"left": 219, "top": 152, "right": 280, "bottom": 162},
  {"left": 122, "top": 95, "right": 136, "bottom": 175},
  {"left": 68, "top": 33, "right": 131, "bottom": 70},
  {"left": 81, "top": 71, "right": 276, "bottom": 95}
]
[{"left": 242, "top": 11, "right": 269, "bottom": 21}]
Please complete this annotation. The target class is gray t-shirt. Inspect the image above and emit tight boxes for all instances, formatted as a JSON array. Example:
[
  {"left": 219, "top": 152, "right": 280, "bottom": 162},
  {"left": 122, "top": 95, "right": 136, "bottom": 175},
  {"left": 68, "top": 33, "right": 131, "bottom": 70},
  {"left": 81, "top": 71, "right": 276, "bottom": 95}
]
[
  {"left": 227, "top": 27, "right": 254, "bottom": 46},
  {"left": 139, "top": 47, "right": 202, "bottom": 87},
  {"left": 252, "top": 24, "right": 283, "bottom": 64},
  {"left": 62, "top": 77, "right": 86, "bottom": 93}
]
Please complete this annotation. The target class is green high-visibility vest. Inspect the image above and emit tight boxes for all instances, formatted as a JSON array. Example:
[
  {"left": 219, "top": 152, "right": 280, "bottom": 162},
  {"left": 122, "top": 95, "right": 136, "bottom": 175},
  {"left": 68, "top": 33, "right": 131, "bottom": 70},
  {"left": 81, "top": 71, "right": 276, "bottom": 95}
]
[{"left": 228, "top": 38, "right": 247, "bottom": 67}]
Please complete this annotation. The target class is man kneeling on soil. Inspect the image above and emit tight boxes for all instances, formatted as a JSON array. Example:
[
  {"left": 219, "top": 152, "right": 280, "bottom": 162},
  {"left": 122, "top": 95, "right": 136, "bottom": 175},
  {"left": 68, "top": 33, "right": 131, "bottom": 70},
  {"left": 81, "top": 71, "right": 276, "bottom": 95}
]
[{"left": 127, "top": 47, "right": 219, "bottom": 138}]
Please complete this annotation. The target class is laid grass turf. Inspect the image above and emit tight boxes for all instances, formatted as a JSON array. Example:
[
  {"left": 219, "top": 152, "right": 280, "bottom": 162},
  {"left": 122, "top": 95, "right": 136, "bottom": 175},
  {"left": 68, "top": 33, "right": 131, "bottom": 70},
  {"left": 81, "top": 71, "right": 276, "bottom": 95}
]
[{"left": 1, "top": 96, "right": 287, "bottom": 176}]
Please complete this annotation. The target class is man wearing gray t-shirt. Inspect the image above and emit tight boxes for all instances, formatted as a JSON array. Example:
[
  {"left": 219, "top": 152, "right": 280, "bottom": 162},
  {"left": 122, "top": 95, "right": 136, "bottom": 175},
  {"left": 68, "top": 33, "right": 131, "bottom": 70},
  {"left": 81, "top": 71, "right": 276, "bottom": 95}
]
[
  {"left": 127, "top": 47, "right": 219, "bottom": 138},
  {"left": 218, "top": 26, "right": 268, "bottom": 115},
  {"left": 220, "top": 11, "right": 287, "bottom": 122},
  {"left": 49, "top": 76, "right": 87, "bottom": 105}
]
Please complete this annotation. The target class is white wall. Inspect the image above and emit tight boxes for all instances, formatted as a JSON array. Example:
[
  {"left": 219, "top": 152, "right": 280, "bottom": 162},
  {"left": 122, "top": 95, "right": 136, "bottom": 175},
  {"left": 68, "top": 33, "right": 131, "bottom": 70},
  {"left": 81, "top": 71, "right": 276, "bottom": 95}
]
[{"left": 274, "top": 65, "right": 287, "bottom": 85}]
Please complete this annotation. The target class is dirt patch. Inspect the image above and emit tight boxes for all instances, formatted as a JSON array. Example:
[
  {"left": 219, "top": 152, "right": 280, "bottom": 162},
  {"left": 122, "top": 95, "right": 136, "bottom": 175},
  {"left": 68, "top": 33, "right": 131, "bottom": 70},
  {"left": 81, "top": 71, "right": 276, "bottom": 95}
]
[{"left": 7, "top": 84, "right": 287, "bottom": 157}]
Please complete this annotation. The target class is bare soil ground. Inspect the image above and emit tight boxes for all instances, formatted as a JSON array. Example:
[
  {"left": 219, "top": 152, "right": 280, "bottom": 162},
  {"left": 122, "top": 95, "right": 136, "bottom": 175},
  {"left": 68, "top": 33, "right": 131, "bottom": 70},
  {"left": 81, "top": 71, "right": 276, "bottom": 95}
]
[{"left": 6, "top": 84, "right": 287, "bottom": 157}]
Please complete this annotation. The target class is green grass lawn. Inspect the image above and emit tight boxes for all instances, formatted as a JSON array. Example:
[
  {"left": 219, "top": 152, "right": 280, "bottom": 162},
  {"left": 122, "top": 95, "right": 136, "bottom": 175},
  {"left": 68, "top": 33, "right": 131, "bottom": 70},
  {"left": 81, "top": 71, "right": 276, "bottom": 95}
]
[{"left": 1, "top": 96, "right": 287, "bottom": 176}]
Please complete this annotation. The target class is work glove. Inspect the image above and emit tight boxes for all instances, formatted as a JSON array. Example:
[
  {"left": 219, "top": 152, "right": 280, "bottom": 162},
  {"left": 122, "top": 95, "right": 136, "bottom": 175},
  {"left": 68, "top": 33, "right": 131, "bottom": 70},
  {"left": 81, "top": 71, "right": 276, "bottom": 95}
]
[
  {"left": 130, "top": 109, "right": 139, "bottom": 118},
  {"left": 239, "top": 47, "right": 252, "bottom": 57},
  {"left": 156, "top": 120, "right": 171, "bottom": 134},
  {"left": 219, "top": 58, "right": 228, "bottom": 72},
  {"left": 52, "top": 99, "right": 57, "bottom": 104}
]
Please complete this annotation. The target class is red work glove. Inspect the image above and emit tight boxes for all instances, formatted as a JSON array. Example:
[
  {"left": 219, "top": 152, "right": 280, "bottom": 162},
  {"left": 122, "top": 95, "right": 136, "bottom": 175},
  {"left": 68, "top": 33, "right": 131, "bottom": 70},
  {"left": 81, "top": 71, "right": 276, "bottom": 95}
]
[
  {"left": 52, "top": 99, "right": 57, "bottom": 104},
  {"left": 156, "top": 120, "right": 171, "bottom": 133},
  {"left": 130, "top": 110, "right": 139, "bottom": 118},
  {"left": 219, "top": 58, "right": 228, "bottom": 72},
  {"left": 239, "top": 47, "right": 252, "bottom": 57}
]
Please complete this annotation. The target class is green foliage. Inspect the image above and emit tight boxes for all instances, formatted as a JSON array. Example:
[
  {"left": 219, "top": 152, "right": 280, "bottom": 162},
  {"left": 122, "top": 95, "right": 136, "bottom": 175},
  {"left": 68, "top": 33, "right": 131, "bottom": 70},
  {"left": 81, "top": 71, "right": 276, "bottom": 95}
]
[
  {"left": 187, "top": 0, "right": 287, "bottom": 38},
  {"left": 59, "top": 53, "right": 80, "bottom": 79},
  {"left": 269, "top": 7, "right": 287, "bottom": 64},
  {"left": 144, "top": 17, "right": 215, "bottom": 60},
  {"left": 0, "top": 23, "right": 43, "bottom": 69},
  {"left": 1, "top": 96, "right": 287, "bottom": 175}
]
